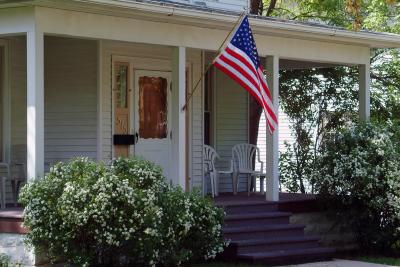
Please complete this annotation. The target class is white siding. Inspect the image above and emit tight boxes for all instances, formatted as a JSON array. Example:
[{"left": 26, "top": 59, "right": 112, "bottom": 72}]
[
  {"left": 215, "top": 69, "right": 249, "bottom": 192},
  {"left": 189, "top": 53, "right": 204, "bottom": 190},
  {"left": 10, "top": 37, "right": 26, "bottom": 149},
  {"left": 257, "top": 108, "right": 295, "bottom": 164},
  {"left": 8, "top": 37, "right": 26, "bottom": 204},
  {"left": 44, "top": 37, "right": 98, "bottom": 168},
  {"left": 3, "top": 36, "right": 97, "bottom": 204},
  {"left": 256, "top": 108, "right": 295, "bottom": 190}
]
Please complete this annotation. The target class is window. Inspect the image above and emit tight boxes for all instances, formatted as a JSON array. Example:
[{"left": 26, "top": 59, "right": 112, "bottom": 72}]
[
  {"left": 204, "top": 67, "right": 214, "bottom": 146},
  {"left": 138, "top": 76, "right": 168, "bottom": 139},
  {"left": 115, "top": 63, "right": 129, "bottom": 109}
]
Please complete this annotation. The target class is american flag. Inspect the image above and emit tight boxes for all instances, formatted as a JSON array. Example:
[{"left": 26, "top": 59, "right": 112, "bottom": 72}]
[{"left": 213, "top": 15, "right": 278, "bottom": 133}]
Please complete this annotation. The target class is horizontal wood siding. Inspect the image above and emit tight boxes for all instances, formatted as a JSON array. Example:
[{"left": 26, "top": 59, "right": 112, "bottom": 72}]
[
  {"left": 215, "top": 69, "right": 248, "bottom": 193},
  {"left": 189, "top": 51, "right": 203, "bottom": 191},
  {"left": 257, "top": 109, "right": 295, "bottom": 162},
  {"left": 44, "top": 37, "right": 98, "bottom": 168}
]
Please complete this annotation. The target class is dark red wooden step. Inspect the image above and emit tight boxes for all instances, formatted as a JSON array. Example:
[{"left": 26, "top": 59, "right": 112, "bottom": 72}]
[
  {"left": 224, "top": 224, "right": 305, "bottom": 240},
  {"left": 225, "top": 211, "right": 291, "bottom": 227},
  {"left": 232, "top": 235, "right": 321, "bottom": 254}
]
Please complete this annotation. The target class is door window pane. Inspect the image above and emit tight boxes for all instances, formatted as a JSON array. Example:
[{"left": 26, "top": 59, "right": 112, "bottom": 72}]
[
  {"left": 138, "top": 76, "right": 168, "bottom": 139},
  {"left": 116, "top": 64, "right": 128, "bottom": 108}
]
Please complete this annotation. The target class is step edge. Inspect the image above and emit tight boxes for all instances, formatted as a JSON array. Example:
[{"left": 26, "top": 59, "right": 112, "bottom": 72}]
[
  {"left": 223, "top": 224, "right": 306, "bottom": 233},
  {"left": 237, "top": 247, "right": 336, "bottom": 259},
  {"left": 231, "top": 236, "right": 321, "bottom": 246},
  {"left": 225, "top": 212, "right": 292, "bottom": 220}
]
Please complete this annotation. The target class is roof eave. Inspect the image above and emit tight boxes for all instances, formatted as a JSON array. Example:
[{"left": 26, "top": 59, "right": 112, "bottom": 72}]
[{"left": 2, "top": 0, "right": 400, "bottom": 48}]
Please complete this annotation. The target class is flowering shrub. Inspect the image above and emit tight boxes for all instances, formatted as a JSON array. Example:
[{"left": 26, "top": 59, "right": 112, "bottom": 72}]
[
  {"left": 314, "top": 122, "right": 400, "bottom": 252},
  {"left": 19, "top": 157, "right": 225, "bottom": 266}
]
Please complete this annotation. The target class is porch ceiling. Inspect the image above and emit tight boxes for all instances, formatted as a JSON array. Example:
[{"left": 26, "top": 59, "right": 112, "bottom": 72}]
[{"left": 1, "top": 0, "right": 400, "bottom": 49}]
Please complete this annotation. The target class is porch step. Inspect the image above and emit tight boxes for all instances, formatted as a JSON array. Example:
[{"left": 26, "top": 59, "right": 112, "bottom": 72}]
[
  {"left": 237, "top": 247, "right": 335, "bottom": 266},
  {"left": 218, "top": 202, "right": 279, "bottom": 214},
  {"left": 224, "top": 224, "right": 305, "bottom": 240},
  {"left": 216, "top": 195, "right": 335, "bottom": 266},
  {"left": 225, "top": 211, "right": 291, "bottom": 227},
  {"left": 232, "top": 235, "right": 321, "bottom": 254}
]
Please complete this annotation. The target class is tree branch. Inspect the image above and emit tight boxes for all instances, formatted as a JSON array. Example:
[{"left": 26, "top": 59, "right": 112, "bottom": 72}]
[{"left": 266, "top": 0, "right": 277, "bottom": 16}]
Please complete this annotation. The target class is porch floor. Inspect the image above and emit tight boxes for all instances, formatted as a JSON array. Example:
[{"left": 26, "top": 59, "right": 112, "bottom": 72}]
[{"left": 0, "top": 192, "right": 318, "bottom": 220}]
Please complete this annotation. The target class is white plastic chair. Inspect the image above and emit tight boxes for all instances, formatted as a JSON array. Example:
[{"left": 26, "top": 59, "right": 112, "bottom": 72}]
[
  {"left": 203, "top": 145, "right": 220, "bottom": 197},
  {"left": 230, "top": 143, "right": 265, "bottom": 196}
]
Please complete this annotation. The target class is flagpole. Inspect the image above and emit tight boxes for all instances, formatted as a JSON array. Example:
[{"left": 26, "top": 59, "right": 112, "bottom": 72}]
[{"left": 181, "top": 11, "right": 247, "bottom": 111}]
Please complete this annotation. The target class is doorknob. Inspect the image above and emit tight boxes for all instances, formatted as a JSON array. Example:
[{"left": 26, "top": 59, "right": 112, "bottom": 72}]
[{"left": 135, "top": 132, "right": 139, "bottom": 144}]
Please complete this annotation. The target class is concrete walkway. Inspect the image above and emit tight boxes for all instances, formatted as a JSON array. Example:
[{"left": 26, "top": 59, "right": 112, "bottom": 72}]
[{"left": 282, "top": 259, "right": 396, "bottom": 267}]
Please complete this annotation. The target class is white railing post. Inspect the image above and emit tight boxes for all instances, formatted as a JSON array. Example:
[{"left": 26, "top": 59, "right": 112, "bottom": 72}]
[
  {"left": 359, "top": 62, "right": 370, "bottom": 121},
  {"left": 27, "top": 29, "right": 44, "bottom": 180},
  {"left": 265, "top": 55, "right": 279, "bottom": 201},
  {"left": 171, "top": 46, "right": 186, "bottom": 189}
]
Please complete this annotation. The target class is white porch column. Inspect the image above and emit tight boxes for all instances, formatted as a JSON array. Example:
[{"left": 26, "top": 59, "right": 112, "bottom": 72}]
[
  {"left": 26, "top": 30, "right": 44, "bottom": 180},
  {"left": 265, "top": 55, "right": 279, "bottom": 201},
  {"left": 171, "top": 46, "right": 186, "bottom": 189},
  {"left": 359, "top": 63, "right": 370, "bottom": 121}
]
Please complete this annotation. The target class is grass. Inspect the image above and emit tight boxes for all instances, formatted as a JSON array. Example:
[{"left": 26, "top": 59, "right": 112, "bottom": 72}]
[{"left": 358, "top": 256, "right": 400, "bottom": 266}]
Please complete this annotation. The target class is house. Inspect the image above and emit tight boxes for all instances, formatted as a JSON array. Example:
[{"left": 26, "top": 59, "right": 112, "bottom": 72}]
[{"left": 0, "top": 0, "right": 399, "bottom": 265}]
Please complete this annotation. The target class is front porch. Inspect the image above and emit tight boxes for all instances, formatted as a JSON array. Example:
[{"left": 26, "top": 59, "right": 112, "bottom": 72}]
[{"left": 0, "top": 3, "right": 380, "bottom": 208}]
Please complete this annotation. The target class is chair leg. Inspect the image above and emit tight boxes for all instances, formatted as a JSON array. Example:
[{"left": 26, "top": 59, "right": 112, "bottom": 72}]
[
  {"left": 260, "top": 177, "right": 265, "bottom": 194},
  {"left": 232, "top": 173, "right": 238, "bottom": 195},
  {"left": 247, "top": 174, "right": 251, "bottom": 197},
  {"left": 214, "top": 172, "right": 219, "bottom": 197}
]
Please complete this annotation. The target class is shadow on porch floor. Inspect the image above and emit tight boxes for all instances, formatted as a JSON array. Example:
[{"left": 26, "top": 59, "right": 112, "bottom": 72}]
[{"left": 213, "top": 192, "right": 319, "bottom": 213}]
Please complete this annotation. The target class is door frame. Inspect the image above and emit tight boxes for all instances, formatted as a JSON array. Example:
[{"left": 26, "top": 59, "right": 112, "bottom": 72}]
[{"left": 111, "top": 55, "right": 174, "bottom": 158}]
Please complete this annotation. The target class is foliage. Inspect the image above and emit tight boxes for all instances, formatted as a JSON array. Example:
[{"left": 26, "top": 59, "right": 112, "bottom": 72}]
[
  {"left": 314, "top": 122, "right": 400, "bottom": 252},
  {"left": 19, "top": 157, "right": 225, "bottom": 267},
  {"left": 249, "top": 0, "right": 400, "bottom": 193},
  {"left": 0, "top": 254, "right": 18, "bottom": 267},
  {"left": 279, "top": 67, "right": 358, "bottom": 193},
  {"left": 358, "top": 256, "right": 400, "bottom": 266}
]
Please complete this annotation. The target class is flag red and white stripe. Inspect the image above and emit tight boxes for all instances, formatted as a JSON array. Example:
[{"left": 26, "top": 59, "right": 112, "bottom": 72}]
[{"left": 213, "top": 16, "right": 278, "bottom": 134}]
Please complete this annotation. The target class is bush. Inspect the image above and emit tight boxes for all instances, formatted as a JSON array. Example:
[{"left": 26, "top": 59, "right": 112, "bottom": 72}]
[
  {"left": 20, "top": 157, "right": 225, "bottom": 266},
  {"left": 314, "top": 122, "right": 400, "bottom": 252}
]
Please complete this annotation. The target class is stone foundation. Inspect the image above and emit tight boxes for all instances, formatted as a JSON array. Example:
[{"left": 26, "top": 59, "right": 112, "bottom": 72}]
[
  {"left": 290, "top": 212, "right": 358, "bottom": 252},
  {"left": 0, "top": 233, "right": 36, "bottom": 266}
]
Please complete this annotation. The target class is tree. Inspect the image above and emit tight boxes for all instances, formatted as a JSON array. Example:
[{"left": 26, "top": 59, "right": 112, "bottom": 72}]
[
  {"left": 279, "top": 67, "right": 358, "bottom": 193},
  {"left": 248, "top": 0, "right": 400, "bottom": 192}
]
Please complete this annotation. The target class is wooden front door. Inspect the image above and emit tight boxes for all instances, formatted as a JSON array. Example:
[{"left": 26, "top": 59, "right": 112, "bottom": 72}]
[{"left": 113, "top": 62, "right": 131, "bottom": 158}]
